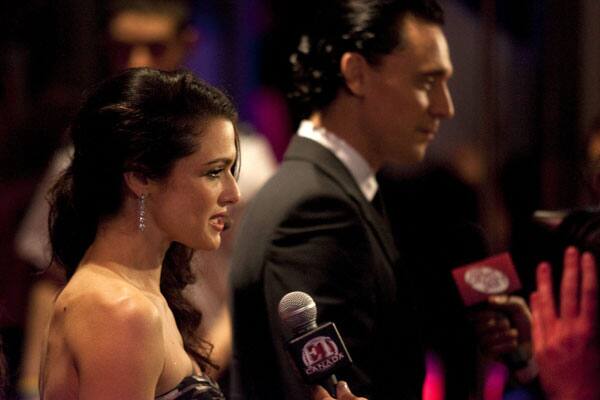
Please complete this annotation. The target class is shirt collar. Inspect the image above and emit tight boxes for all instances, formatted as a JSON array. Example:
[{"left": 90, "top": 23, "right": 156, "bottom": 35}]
[{"left": 297, "top": 119, "right": 378, "bottom": 201}]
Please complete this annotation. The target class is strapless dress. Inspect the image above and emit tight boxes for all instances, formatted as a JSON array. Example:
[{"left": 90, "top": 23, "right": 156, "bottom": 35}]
[{"left": 155, "top": 375, "right": 225, "bottom": 400}]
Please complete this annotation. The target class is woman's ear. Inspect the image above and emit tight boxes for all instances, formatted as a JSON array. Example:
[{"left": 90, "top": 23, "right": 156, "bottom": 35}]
[
  {"left": 340, "top": 52, "right": 368, "bottom": 97},
  {"left": 123, "top": 171, "right": 150, "bottom": 197}
]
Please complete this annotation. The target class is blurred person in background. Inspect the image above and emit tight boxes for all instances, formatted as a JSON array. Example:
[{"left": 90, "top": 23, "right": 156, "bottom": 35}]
[
  {"left": 15, "top": 1, "right": 276, "bottom": 398},
  {"left": 0, "top": 3, "right": 84, "bottom": 395},
  {"left": 103, "top": 0, "right": 198, "bottom": 72}
]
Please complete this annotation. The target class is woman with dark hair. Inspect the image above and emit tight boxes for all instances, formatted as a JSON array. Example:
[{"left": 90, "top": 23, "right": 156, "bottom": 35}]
[{"left": 40, "top": 67, "right": 240, "bottom": 399}]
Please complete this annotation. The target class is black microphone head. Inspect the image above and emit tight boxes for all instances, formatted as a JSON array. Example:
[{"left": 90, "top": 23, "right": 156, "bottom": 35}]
[{"left": 278, "top": 291, "right": 318, "bottom": 336}]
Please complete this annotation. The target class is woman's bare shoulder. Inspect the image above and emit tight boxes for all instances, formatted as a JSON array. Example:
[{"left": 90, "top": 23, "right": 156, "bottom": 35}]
[
  {"left": 54, "top": 265, "right": 164, "bottom": 360},
  {"left": 57, "top": 266, "right": 157, "bottom": 318},
  {"left": 45, "top": 264, "right": 165, "bottom": 397}
]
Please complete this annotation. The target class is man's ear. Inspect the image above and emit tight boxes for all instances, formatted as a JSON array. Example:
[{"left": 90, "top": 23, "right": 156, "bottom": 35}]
[
  {"left": 340, "top": 52, "right": 368, "bottom": 97},
  {"left": 123, "top": 171, "right": 150, "bottom": 197},
  {"left": 180, "top": 26, "right": 200, "bottom": 51}
]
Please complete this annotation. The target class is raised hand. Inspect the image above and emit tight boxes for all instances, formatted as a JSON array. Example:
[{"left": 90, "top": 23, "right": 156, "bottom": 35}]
[{"left": 531, "top": 247, "right": 599, "bottom": 400}]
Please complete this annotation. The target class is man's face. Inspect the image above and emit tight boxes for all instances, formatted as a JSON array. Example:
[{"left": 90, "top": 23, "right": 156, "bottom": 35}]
[
  {"left": 107, "top": 11, "right": 190, "bottom": 72},
  {"left": 360, "top": 15, "right": 454, "bottom": 167}
]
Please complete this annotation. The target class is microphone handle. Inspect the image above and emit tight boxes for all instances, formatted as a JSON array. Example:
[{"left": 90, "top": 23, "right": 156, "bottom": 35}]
[
  {"left": 503, "top": 343, "right": 531, "bottom": 370},
  {"left": 322, "top": 374, "right": 338, "bottom": 397}
]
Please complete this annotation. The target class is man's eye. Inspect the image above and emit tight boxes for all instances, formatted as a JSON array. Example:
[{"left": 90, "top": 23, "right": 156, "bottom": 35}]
[
  {"left": 423, "top": 77, "right": 436, "bottom": 91},
  {"left": 149, "top": 43, "right": 168, "bottom": 57}
]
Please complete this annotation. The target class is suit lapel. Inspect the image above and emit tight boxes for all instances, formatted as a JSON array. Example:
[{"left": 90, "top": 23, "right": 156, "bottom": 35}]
[{"left": 284, "top": 136, "right": 399, "bottom": 266}]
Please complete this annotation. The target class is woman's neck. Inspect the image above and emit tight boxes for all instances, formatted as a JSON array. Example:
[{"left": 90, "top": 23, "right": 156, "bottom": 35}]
[{"left": 80, "top": 215, "right": 170, "bottom": 294}]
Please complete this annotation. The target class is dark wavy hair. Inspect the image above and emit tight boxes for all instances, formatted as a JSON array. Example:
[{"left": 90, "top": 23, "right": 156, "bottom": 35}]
[
  {"left": 289, "top": 0, "right": 444, "bottom": 117},
  {"left": 48, "top": 68, "right": 238, "bottom": 370}
]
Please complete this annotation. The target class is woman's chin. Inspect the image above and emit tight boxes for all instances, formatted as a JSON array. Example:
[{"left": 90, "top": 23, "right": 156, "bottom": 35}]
[
  {"left": 203, "top": 236, "right": 222, "bottom": 251},
  {"left": 183, "top": 235, "right": 221, "bottom": 251}
]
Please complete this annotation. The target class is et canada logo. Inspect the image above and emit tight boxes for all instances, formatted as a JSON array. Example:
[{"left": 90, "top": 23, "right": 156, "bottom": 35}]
[
  {"left": 464, "top": 266, "right": 509, "bottom": 294},
  {"left": 301, "top": 336, "right": 345, "bottom": 375},
  {"left": 452, "top": 253, "right": 521, "bottom": 306}
]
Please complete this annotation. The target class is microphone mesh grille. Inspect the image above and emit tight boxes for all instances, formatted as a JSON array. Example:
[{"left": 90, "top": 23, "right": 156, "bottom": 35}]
[{"left": 278, "top": 291, "right": 317, "bottom": 334}]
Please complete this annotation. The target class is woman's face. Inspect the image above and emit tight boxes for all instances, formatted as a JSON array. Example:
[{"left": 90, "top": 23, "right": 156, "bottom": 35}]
[{"left": 148, "top": 117, "right": 240, "bottom": 250}]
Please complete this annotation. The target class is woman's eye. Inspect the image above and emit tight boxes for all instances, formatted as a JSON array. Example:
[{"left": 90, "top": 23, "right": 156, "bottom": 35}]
[{"left": 206, "top": 168, "right": 224, "bottom": 178}]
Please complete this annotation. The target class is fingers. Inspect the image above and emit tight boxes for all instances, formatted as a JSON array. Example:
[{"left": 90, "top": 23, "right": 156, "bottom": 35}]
[
  {"left": 479, "top": 328, "right": 519, "bottom": 357},
  {"left": 530, "top": 292, "right": 545, "bottom": 356},
  {"left": 472, "top": 309, "right": 520, "bottom": 358},
  {"left": 312, "top": 382, "right": 367, "bottom": 400},
  {"left": 536, "top": 261, "right": 556, "bottom": 325},
  {"left": 471, "top": 311, "right": 511, "bottom": 335},
  {"left": 488, "top": 294, "right": 528, "bottom": 310},
  {"left": 335, "top": 381, "right": 368, "bottom": 400},
  {"left": 488, "top": 295, "right": 532, "bottom": 341},
  {"left": 580, "top": 252, "right": 598, "bottom": 327},
  {"left": 560, "top": 247, "right": 581, "bottom": 319},
  {"left": 312, "top": 385, "right": 333, "bottom": 400}
]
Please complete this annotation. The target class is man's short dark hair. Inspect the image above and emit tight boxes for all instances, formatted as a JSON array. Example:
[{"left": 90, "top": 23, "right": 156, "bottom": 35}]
[{"left": 289, "top": 0, "right": 444, "bottom": 117}]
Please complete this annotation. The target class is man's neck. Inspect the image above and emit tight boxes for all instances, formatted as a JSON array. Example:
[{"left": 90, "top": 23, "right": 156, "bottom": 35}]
[{"left": 310, "top": 96, "right": 380, "bottom": 171}]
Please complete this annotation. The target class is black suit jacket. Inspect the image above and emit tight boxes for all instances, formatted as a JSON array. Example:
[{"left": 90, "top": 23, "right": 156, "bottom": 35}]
[{"left": 229, "top": 136, "right": 424, "bottom": 400}]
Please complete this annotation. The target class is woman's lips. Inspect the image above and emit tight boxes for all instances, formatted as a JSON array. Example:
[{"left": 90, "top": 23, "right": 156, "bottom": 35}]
[{"left": 210, "top": 214, "right": 232, "bottom": 231}]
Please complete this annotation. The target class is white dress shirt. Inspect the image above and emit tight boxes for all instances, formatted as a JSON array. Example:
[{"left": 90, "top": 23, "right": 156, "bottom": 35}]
[{"left": 297, "top": 120, "right": 378, "bottom": 202}]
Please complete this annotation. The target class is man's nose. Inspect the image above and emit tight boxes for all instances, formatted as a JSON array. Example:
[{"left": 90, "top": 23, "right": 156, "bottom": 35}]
[
  {"left": 431, "top": 84, "right": 455, "bottom": 119},
  {"left": 127, "top": 45, "right": 156, "bottom": 68}
]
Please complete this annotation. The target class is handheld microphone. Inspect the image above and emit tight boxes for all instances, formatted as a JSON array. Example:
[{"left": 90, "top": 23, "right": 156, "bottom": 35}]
[
  {"left": 278, "top": 291, "right": 353, "bottom": 395},
  {"left": 451, "top": 253, "right": 522, "bottom": 307},
  {"left": 451, "top": 253, "right": 530, "bottom": 369}
]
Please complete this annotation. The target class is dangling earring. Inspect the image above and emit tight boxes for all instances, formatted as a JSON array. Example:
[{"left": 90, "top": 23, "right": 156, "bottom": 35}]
[{"left": 138, "top": 194, "right": 146, "bottom": 232}]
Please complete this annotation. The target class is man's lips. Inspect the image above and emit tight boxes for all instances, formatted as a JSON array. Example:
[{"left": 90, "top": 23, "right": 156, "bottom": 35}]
[
  {"left": 418, "top": 125, "right": 439, "bottom": 140},
  {"left": 418, "top": 129, "right": 436, "bottom": 141},
  {"left": 419, "top": 121, "right": 440, "bottom": 135}
]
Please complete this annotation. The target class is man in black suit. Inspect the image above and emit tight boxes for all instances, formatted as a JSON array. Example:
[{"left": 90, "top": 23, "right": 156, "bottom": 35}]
[{"left": 229, "top": 1, "right": 454, "bottom": 399}]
